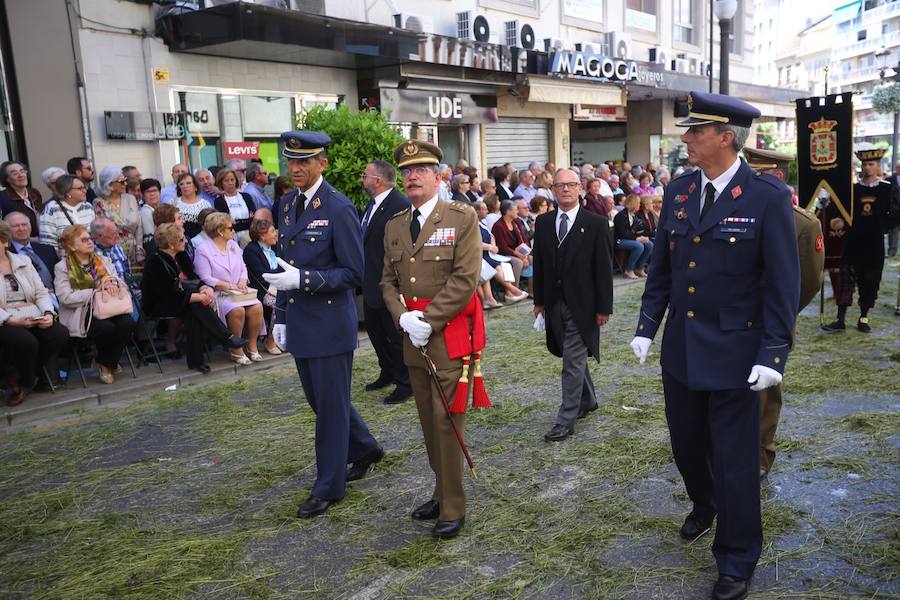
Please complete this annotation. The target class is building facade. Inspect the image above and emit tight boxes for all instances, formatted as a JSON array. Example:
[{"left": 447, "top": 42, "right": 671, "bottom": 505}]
[{"left": 1, "top": 0, "right": 799, "bottom": 194}]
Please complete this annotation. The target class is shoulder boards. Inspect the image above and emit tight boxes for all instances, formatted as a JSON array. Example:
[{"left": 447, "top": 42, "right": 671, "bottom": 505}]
[
  {"left": 388, "top": 207, "right": 410, "bottom": 220},
  {"left": 792, "top": 205, "right": 816, "bottom": 221},
  {"left": 753, "top": 171, "right": 787, "bottom": 189},
  {"left": 449, "top": 201, "right": 472, "bottom": 213}
]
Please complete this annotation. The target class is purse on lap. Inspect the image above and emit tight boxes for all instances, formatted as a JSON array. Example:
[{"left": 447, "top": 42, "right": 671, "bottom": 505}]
[{"left": 92, "top": 282, "right": 133, "bottom": 319}]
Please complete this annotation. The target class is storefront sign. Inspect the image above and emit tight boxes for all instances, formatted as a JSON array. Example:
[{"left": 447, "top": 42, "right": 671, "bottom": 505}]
[
  {"left": 573, "top": 104, "right": 628, "bottom": 122},
  {"left": 224, "top": 141, "right": 260, "bottom": 159},
  {"left": 105, "top": 111, "right": 187, "bottom": 141},
  {"left": 549, "top": 51, "right": 665, "bottom": 86},
  {"left": 361, "top": 89, "right": 498, "bottom": 124}
]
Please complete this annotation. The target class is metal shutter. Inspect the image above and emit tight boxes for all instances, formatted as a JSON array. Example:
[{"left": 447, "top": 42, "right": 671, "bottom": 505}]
[{"left": 484, "top": 118, "right": 549, "bottom": 171}]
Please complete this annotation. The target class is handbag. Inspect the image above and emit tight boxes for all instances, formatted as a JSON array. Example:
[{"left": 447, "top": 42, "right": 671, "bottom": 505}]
[
  {"left": 92, "top": 282, "right": 133, "bottom": 320},
  {"left": 262, "top": 285, "right": 277, "bottom": 308},
  {"left": 220, "top": 288, "right": 258, "bottom": 303}
]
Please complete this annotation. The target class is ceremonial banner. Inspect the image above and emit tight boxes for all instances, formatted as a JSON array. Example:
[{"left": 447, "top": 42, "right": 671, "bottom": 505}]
[{"left": 795, "top": 93, "right": 854, "bottom": 224}]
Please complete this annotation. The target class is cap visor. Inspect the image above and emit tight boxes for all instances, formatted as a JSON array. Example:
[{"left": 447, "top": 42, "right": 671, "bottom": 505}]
[
  {"left": 397, "top": 157, "right": 440, "bottom": 168},
  {"left": 676, "top": 116, "right": 717, "bottom": 127}
]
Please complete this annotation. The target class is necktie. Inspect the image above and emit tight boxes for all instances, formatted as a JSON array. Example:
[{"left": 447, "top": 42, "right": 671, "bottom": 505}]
[
  {"left": 410, "top": 209, "right": 421, "bottom": 243},
  {"left": 700, "top": 183, "right": 716, "bottom": 222},
  {"left": 22, "top": 246, "right": 53, "bottom": 289},
  {"left": 295, "top": 193, "right": 307, "bottom": 222},
  {"left": 361, "top": 200, "right": 375, "bottom": 230},
  {"left": 558, "top": 213, "right": 569, "bottom": 242}
]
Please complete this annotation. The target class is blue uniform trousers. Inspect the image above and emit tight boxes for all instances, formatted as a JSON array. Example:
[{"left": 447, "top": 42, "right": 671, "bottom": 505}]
[
  {"left": 295, "top": 352, "right": 378, "bottom": 500},
  {"left": 662, "top": 370, "right": 762, "bottom": 580}
]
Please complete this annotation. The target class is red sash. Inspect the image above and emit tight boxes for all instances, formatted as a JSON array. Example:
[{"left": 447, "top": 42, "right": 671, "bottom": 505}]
[{"left": 405, "top": 294, "right": 491, "bottom": 413}]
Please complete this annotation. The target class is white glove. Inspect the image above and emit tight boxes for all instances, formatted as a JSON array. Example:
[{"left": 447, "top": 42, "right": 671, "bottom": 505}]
[
  {"left": 533, "top": 313, "right": 545, "bottom": 332},
  {"left": 409, "top": 332, "right": 430, "bottom": 348},
  {"left": 399, "top": 310, "right": 432, "bottom": 346},
  {"left": 262, "top": 257, "right": 300, "bottom": 291},
  {"left": 273, "top": 324, "right": 287, "bottom": 349},
  {"left": 748, "top": 364, "right": 782, "bottom": 391},
  {"left": 630, "top": 336, "right": 652, "bottom": 364}
]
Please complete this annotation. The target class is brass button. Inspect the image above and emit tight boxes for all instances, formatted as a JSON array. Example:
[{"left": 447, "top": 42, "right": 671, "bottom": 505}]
[
  {"left": 310, "top": 238, "right": 316, "bottom": 243},
  {"left": 290, "top": 240, "right": 296, "bottom": 246},
  {"left": 288, "top": 298, "right": 295, "bottom": 304},
  {"left": 692, "top": 236, "right": 701, "bottom": 244},
  {"left": 305, "top": 271, "right": 310, "bottom": 275},
  {"left": 327, "top": 300, "right": 332, "bottom": 305},
  {"left": 687, "top": 286, "right": 695, "bottom": 294},
  {"left": 410, "top": 276, "right": 416, "bottom": 283},
  {"left": 774, "top": 356, "right": 781, "bottom": 364},
  {"left": 639, "top": 324, "right": 644, "bottom": 330},
  {"left": 412, "top": 296, "right": 418, "bottom": 301},
  {"left": 304, "top": 287, "right": 310, "bottom": 292},
  {"left": 729, "top": 236, "right": 736, "bottom": 243},
  {"left": 688, "top": 261, "right": 696, "bottom": 269},
  {"left": 289, "top": 259, "right": 295, "bottom": 265},
  {"left": 410, "top": 257, "right": 415, "bottom": 263},
  {"left": 304, "top": 279, "right": 310, "bottom": 284},
  {"left": 686, "top": 310, "right": 695, "bottom": 318},
  {"left": 435, "top": 255, "right": 441, "bottom": 261},
  {"left": 747, "top": 321, "right": 753, "bottom": 328}
]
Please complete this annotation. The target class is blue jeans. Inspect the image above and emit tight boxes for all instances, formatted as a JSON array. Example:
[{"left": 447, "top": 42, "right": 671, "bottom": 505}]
[{"left": 618, "top": 239, "right": 653, "bottom": 271}]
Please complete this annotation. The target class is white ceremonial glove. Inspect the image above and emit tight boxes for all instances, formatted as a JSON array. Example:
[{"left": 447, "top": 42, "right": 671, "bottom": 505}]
[
  {"left": 748, "top": 365, "right": 782, "bottom": 391},
  {"left": 262, "top": 257, "right": 300, "bottom": 291},
  {"left": 409, "top": 331, "right": 431, "bottom": 348},
  {"left": 533, "top": 313, "right": 545, "bottom": 332},
  {"left": 273, "top": 324, "right": 287, "bottom": 349},
  {"left": 399, "top": 310, "right": 432, "bottom": 346},
  {"left": 630, "top": 336, "right": 652, "bottom": 364}
]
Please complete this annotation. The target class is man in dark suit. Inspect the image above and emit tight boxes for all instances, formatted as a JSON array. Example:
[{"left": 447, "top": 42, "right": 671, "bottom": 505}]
[
  {"left": 5, "top": 211, "right": 58, "bottom": 291},
  {"left": 630, "top": 91, "right": 800, "bottom": 600},
  {"left": 532, "top": 168, "right": 613, "bottom": 442},
  {"left": 263, "top": 131, "right": 384, "bottom": 519},
  {"left": 360, "top": 160, "right": 412, "bottom": 404}
]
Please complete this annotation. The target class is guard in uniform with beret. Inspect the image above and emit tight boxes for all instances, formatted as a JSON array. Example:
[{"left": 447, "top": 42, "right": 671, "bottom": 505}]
[
  {"left": 743, "top": 146, "right": 825, "bottom": 478},
  {"left": 630, "top": 91, "right": 800, "bottom": 600},
  {"left": 263, "top": 131, "right": 384, "bottom": 519},
  {"left": 822, "top": 147, "right": 894, "bottom": 333},
  {"left": 380, "top": 140, "right": 485, "bottom": 539}
]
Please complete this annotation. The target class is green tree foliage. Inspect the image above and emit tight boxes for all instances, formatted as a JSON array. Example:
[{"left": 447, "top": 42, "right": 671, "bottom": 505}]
[
  {"left": 872, "top": 82, "right": 900, "bottom": 115},
  {"left": 299, "top": 106, "right": 405, "bottom": 208}
]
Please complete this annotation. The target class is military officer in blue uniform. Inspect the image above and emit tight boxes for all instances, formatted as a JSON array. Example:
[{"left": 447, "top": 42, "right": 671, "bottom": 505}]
[
  {"left": 630, "top": 92, "right": 800, "bottom": 600},
  {"left": 264, "top": 131, "right": 384, "bottom": 519}
]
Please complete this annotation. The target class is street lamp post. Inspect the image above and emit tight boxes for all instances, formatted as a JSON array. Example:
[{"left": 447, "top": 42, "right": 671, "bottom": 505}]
[
  {"left": 714, "top": 0, "right": 738, "bottom": 95},
  {"left": 876, "top": 50, "right": 900, "bottom": 171}
]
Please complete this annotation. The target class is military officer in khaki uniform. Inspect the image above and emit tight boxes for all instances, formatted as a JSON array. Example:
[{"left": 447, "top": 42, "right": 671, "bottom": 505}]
[
  {"left": 381, "top": 140, "right": 482, "bottom": 539},
  {"left": 744, "top": 146, "right": 825, "bottom": 477}
]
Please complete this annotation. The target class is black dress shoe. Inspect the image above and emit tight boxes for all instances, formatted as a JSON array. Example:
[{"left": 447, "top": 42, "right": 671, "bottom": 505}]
[
  {"left": 383, "top": 385, "right": 412, "bottom": 405},
  {"left": 821, "top": 320, "right": 846, "bottom": 332},
  {"left": 857, "top": 317, "right": 871, "bottom": 333},
  {"left": 297, "top": 495, "right": 336, "bottom": 518},
  {"left": 680, "top": 511, "right": 715, "bottom": 541},
  {"left": 226, "top": 335, "right": 248, "bottom": 348},
  {"left": 544, "top": 424, "right": 574, "bottom": 442},
  {"left": 365, "top": 374, "right": 392, "bottom": 391},
  {"left": 711, "top": 575, "right": 749, "bottom": 600},
  {"left": 346, "top": 446, "right": 385, "bottom": 481},
  {"left": 432, "top": 517, "right": 465, "bottom": 539},
  {"left": 411, "top": 499, "right": 440, "bottom": 520},
  {"left": 577, "top": 403, "right": 599, "bottom": 419},
  {"left": 192, "top": 364, "right": 211, "bottom": 374}
]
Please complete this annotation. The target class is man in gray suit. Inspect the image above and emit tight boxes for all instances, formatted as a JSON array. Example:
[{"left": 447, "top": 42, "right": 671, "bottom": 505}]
[{"left": 532, "top": 169, "right": 614, "bottom": 441}]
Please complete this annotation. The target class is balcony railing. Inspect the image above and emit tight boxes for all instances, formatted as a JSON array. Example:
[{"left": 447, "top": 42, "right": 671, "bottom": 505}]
[
  {"left": 831, "top": 64, "right": 888, "bottom": 85},
  {"left": 833, "top": 30, "right": 900, "bottom": 60}
]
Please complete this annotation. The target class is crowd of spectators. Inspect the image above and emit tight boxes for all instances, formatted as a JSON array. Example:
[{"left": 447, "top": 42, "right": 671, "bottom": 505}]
[{"left": 0, "top": 155, "right": 288, "bottom": 406}]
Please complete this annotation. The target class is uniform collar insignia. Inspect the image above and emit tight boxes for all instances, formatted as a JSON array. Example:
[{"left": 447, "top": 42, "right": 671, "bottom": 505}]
[
  {"left": 312, "top": 198, "right": 321, "bottom": 209},
  {"left": 731, "top": 185, "right": 742, "bottom": 199},
  {"left": 688, "top": 182, "right": 697, "bottom": 193}
]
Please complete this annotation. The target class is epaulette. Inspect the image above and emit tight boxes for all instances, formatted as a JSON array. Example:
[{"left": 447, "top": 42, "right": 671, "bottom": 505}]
[
  {"left": 792, "top": 204, "right": 817, "bottom": 222},
  {"left": 449, "top": 201, "right": 472, "bottom": 213},
  {"left": 753, "top": 170, "right": 787, "bottom": 190},
  {"left": 388, "top": 207, "right": 410, "bottom": 220}
]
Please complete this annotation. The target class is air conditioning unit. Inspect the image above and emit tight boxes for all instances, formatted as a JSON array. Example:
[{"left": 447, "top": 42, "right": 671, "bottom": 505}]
[
  {"left": 673, "top": 57, "right": 688, "bottom": 73},
  {"left": 392, "top": 13, "right": 434, "bottom": 33},
  {"left": 504, "top": 20, "right": 536, "bottom": 49},
  {"left": 457, "top": 11, "right": 492, "bottom": 42},
  {"left": 544, "top": 37, "right": 571, "bottom": 53},
  {"left": 605, "top": 31, "right": 631, "bottom": 59},
  {"left": 648, "top": 46, "right": 669, "bottom": 65},
  {"left": 686, "top": 55, "right": 701, "bottom": 75}
]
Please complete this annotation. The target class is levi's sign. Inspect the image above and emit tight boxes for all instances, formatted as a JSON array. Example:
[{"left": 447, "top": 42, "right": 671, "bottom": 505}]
[{"left": 224, "top": 141, "right": 260, "bottom": 159}]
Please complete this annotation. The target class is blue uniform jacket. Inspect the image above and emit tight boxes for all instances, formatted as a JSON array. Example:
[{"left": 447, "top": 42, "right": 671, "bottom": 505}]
[
  {"left": 275, "top": 179, "right": 363, "bottom": 358},
  {"left": 635, "top": 161, "right": 800, "bottom": 391}
]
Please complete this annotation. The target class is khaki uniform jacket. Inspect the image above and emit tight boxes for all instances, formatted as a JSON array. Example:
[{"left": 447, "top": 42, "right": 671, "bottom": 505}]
[
  {"left": 381, "top": 199, "right": 482, "bottom": 369},
  {"left": 794, "top": 205, "right": 824, "bottom": 313}
]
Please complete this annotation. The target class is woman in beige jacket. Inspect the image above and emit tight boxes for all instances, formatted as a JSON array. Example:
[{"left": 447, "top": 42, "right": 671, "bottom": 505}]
[
  {"left": 54, "top": 224, "right": 135, "bottom": 384},
  {"left": 0, "top": 221, "right": 69, "bottom": 405}
]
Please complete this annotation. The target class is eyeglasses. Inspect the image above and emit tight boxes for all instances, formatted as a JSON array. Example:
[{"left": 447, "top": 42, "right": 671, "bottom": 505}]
[
  {"left": 223, "top": 226, "right": 234, "bottom": 232},
  {"left": 400, "top": 166, "right": 433, "bottom": 177},
  {"left": 77, "top": 236, "right": 92, "bottom": 243},
  {"left": 114, "top": 178, "right": 126, "bottom": 184},
  {"left": 551, "top": 182, "right": 581, "bottom": 190},
  {"left": 7, "top": 168, "right": 27, "bottom": 176},
  {"left": 237, "top": 169, "right": 247, "bottom": 173},
  {"left": 71, "top": 185, "right": 86, "bottom": 191},
  {"left": 360, "top": 173, "right": 381, "bottom": 180}
]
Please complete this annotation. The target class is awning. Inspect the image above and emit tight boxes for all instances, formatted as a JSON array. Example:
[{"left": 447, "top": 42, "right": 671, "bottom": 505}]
[
  {"left": 833, "top": 1, "right": 861, "bottom": 24},
  {"left": 527, "top": 79, "right": 626, "bottom": 106}
]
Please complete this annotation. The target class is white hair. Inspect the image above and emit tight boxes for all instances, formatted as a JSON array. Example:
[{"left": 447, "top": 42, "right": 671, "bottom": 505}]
[
  {"left": 41, "top": 166, "right": 66, "bottom": 187},
  {"left": 96, "top": 165, "right": 122, "bottom": 197},
  {"left": 714, "top": 124, "right": 751, "bottom": 153}
]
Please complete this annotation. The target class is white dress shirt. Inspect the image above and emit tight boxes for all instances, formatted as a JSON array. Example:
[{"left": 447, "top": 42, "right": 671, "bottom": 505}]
[
  {"left": 412, "top": 194, "right": 439, "bottom": 229},
  {"left": 700, "top": 156, "right": 742, "bottom": 203},
  {"left": 555, "top": 203, "right": 580, "bottom": 242},
  {"left": 298, "top": 176, "right": 324, "bottom": 208}
]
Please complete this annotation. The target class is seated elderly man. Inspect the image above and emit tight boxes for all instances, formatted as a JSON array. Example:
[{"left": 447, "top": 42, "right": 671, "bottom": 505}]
[
  {"left": 194, "top": 168, "right": 219, "bottom": 204},
  {"left": 91, "top": 217, "right": 132, "bottom": 282},
  {"left": 5, "top": 212, "right": 57, "bottom": 293}
]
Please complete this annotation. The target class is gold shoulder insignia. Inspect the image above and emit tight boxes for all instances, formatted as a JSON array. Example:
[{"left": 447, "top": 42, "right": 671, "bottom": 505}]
[
  {"left": 448, "top": 201, "right": 471, "bottom": 213},
  {"left": 388, "top": 207, "right": 410, "bottom": 220},
  {"left": 793, "top": 205, "right": 816, "bottom": 221}
]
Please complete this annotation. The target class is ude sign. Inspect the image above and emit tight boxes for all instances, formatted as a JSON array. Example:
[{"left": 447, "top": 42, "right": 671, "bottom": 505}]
[{"left": 361, "top": 89, "right": 498, "bottom": 125}]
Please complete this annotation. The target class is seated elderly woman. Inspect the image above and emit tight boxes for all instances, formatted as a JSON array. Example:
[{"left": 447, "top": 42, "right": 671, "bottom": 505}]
[
  {"left": 93, "top": 165, "right": 144, "bottom": 266},
  {"left": 491, "top": 199, "right": 531, "bottom": 292},
  {"left": 141, "top": 223, "right": 246, "bottom": 374},
  {"left": 242, "top": 218, "right": 283, "bottom": 355},
  {"left": 54, "top": 224, "right": 136, "bottom": 384},
  {"left": 0, "top": 221, "right": 69, "bottom": 405},
  {"left": 193, "top": 212, "right": 264, "bottom": 365}
]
